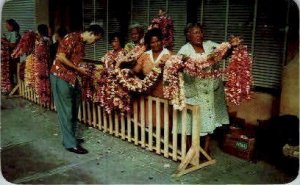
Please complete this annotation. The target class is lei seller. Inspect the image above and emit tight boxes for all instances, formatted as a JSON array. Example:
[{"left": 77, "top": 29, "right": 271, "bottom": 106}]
[
  {"left": 124, "top": 23, "right": 145, "bottom": 52},
  {"left": 101, "top": 32, "right": 127, "bottom": 69},
  {"left": 176, "top": 23, "right": 229, "bottom": 152},
  {"left": 50, "top": 25, "right": 104, "bottom": 154},
  {"left": 133, "top": 28, "right": 171, "bottom": 128}
]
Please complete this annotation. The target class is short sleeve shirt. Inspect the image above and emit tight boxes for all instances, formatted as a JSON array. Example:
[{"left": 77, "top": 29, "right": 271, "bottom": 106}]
[{"left": 50, "top": 32, "right": 85, "bottom": 86}]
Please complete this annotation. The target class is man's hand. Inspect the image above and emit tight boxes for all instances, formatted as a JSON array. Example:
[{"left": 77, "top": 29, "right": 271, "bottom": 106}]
[{"left": 77, "top": 67, "right": 90, "bottom": 76}]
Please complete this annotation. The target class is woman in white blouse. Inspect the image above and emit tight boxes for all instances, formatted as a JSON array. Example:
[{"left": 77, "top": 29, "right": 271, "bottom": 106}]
[{"left": 177, "top": 23, "right": 229, "bottom": 152}]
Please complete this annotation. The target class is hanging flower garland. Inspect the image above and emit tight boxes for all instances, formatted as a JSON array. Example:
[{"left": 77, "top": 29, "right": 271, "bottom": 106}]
[
  {"left": 163, "top": 38, "right": 253, "bottom": 109},
  {"left": 225, "top": 45, "right": 253, "bottom": 105},
  {"left": 33, "top": 38, "right": 51, "bottom": 104},
  {"left": 1, "top": 38, "right": 12, "bottom": 93},
  {"left": 79, "top": 62, "right": 96, "bottom": 102},
  {"left": 183, "top": 42, "right": 231, "bottom": 78},
  {"left": 11, "top": 30, "right": 37, "bottom": 58},
  {"left": 163, "top": 55, "right": 185, "bottom": 109}
]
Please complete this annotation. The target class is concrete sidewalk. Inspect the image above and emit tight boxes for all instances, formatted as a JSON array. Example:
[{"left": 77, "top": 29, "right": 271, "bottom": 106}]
[{"left": 0, "top": 97, "right": 295, "bottom": 184}]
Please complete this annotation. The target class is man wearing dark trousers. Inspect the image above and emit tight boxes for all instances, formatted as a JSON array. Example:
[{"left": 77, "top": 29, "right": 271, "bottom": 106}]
[{"left": 50, "top": 24, "right": 104, "bottom": 154}]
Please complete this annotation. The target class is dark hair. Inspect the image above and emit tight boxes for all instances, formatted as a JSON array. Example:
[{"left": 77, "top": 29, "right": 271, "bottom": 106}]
[
  {"left": 86, "top": 24, "right": 104, "bottom": 36},
  {"left": 6, "top": 19, "right": 20, "bottom": 32},
  {"left": 56, "top": 27, "right": 67, "bottom": 38},
  {"left": 144, "top": 28, "right": 163, "bottom": 49},
  {"left": 109, "top": 32, "right": 125, "bottom": 48},
  {"left": 38, "top": 24, "right": 49, "bottom": 37}
]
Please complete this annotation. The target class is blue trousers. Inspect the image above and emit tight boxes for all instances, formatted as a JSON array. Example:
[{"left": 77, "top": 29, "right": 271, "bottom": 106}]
[{"left": 50, "top": 74, "right": 81, "bottom": 148}]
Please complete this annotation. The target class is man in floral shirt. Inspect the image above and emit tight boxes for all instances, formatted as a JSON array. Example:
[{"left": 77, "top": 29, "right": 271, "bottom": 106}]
[{"left": 50, "top": 24, "right": 104, "bottom": 154}]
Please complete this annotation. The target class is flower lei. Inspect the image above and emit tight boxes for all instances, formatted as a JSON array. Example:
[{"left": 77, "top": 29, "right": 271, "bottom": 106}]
[
  {"left": 79, "top": 62, "right": 96, "bottom": 102},
  {"left": 116, "top": 67, "right": 161, "bottom": 93},
  {"left": 93, "top": 44, "right": 164, "bottom": 114},
  {"left": 225, "top": 45, "right": 253, "bottom": 105},
  {"left": 33, "top": 38, "right": 51, "bottom": 104},
  {"left": 1, "top": 38, "right": 13, "bottom": 93},
  {"left": 94, "top": 68, "right": 132, "bottom": 114},
  {"left": 163, "top": 40, "right": 253, "bottom": 110}
]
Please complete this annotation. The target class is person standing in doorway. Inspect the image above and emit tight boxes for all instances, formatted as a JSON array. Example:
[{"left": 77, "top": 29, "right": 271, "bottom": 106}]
[{"left": 50, "top": 24, "right": 104, "bottom": 154}]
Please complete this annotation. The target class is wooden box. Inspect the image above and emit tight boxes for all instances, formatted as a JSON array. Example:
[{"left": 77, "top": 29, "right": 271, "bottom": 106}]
[{"left": 223, "top": 134, "right": 256, "bottom": 161}]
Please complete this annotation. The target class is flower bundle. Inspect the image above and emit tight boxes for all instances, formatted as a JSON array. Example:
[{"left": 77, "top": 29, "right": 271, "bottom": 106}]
[
  {"left": 225, "top": 45, "right": 253, "bottom": 105},
  {"left": 1, "top": 38, "right": 12, "bottom": 93},
  {"left": 33, "top": 39, "right": 51, "bottom": 104},
  {"left": 11, "top": 30, "right": 36, "bottom": 58}
]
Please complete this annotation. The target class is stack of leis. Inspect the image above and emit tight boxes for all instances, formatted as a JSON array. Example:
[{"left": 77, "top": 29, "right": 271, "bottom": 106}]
[
  {"left": 225, "top": 45, "right": 252, "bottom": 105},
  {"left": 24, "top": 54, "right": 35, "bottom": 88},
  {"left": 1, "top": 38, "right": 12, "bottom": 93}
]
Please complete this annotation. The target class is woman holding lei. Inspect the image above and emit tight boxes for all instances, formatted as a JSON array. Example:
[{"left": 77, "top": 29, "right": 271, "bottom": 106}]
[
  {"left": 132, "top": 28, "right": 172, "bottom": 128},
  {"left": 176, "top": 23, "right": 229, "bottom": 152}
]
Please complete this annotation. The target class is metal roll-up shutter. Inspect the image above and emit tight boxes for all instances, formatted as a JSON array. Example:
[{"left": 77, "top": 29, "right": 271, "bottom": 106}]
[
  {"left": 1, "top": 0, "right": 36, "bottom": 34},
  {"left": 168, "top": 0, "right": 187, "bottom": 52},
  {"left": 149, "top": 0, "right": 167, "bottom": 21},
  {"left": 107, "top": 0, "right": 122, "bottom": 51},
  {"left": 252, "top": 0, "right": 288, "bottom": 89},
  {"left": 227, "top": 0, "right": 254, "bottom": 52},
  {"left": 131, "top": 0, "right": 149, "bottom": 26},
  {"left": 201, "top": 0, "right": 227, "bottom": 43}
]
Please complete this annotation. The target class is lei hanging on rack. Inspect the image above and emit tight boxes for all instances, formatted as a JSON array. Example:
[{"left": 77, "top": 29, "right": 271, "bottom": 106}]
[
  {"left": 1, "top": 38, "right": 13, "bottom": 93},
  {"left": 11, "top": 30, "right": 36, "bottom": 58},
  {"left": 33, "top": 38, "right": 51, "bottom": 104},
  {"left": 163, "top": 36, "right": 253, "bottom": 110}
]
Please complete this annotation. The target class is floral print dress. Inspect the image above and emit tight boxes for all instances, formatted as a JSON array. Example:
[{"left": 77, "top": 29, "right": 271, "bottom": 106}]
[{"left": 176, "top": 41, "right": 229, "bottom": 136}]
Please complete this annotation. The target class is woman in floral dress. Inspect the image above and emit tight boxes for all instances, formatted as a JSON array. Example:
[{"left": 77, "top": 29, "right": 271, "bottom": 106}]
[{"left": 177, "top": 23, "right": 229, "bottom": 151}]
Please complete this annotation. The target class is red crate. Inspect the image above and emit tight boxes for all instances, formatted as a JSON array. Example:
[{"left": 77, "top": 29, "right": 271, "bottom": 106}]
[{"left": 223, "top": 134, "right": 255, "bottom": 161}]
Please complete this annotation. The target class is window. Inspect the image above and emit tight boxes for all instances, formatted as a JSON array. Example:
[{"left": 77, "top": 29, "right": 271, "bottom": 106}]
[{"left": 82, "top": 0, "right": 295, "bottom": 90}]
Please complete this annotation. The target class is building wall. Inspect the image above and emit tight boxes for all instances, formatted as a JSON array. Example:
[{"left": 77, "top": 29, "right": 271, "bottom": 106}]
[
  {"left": 228, "top": 92, "right": 280, "bottom": 125},
  {"left": 280, "top": 53, "right": 299, "bottom": 116},
  {"left": 35, "top": 0, "right": 49, "bottom": 26}
]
